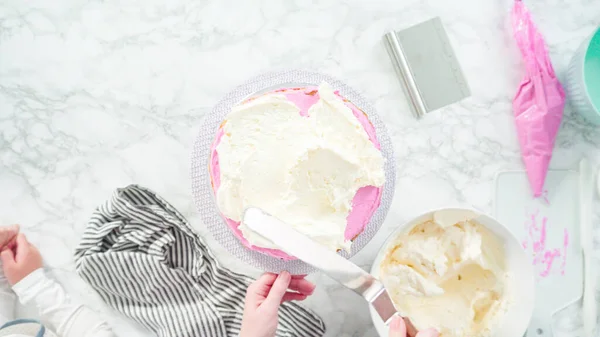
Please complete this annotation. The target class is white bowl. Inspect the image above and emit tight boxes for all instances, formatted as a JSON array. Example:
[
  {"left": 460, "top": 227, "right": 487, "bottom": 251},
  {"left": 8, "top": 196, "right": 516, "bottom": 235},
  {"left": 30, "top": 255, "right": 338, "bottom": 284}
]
[{"left": 369, "top": 208, "right": 535, "bottom": 337}]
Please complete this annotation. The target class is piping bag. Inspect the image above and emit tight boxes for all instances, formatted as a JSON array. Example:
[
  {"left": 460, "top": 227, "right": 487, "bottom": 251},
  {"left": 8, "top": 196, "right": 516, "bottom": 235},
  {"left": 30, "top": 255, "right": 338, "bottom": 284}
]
[
  {"left": 512, "top": 0, "right": 565, "bottom": 197},
  {"left": 243, "top": 207, "right": 419, "bottom": 337}
]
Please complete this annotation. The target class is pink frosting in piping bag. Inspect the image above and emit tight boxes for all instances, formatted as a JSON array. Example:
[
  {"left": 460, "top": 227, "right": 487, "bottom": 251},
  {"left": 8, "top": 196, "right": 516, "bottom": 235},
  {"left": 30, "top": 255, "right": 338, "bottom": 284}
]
[
  {"left": 512, "top": 0, "right": 565, "bottom": 197},
  {"left": 209, "top": 87, "right": 383, "bottom": 260}
]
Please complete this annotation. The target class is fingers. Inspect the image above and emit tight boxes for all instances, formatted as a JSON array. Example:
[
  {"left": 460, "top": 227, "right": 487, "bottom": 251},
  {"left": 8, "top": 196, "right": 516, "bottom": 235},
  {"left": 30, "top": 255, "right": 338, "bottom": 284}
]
[
  {"left": 416, "top": 328, "right": 439, "bottom": 337},
  {"left": 2, "top": 236, "right": 18, "bottom": 252},
  {"left": 0, "top": 230, "right": 19, "bottom": 264},
  {"left": 0, "top": 248, "right": 15, "bottom": 266},
  {"left": 4, "top": 236, "right": 18, "bottom": 250},
  {"left": 2, "top": 224, "right": 19, "bottom": 236},
  {"left": 256, "top": 273, "right": 278, "bottom": 286},
  {"left": 0, "top": 224, "right": 19, "bottom": 248},
  {"left": 14, "top": 234, "right": 30, "bottom": 262},
  {"left": 245, "top": 273, "right": 276, "bottom": 309},
  {"left": 264, "top": 271, "right": 291, "bottom": 307},
  {"left": 29, "top": 243, "right": 41, "bottom": 259},
  {"left": 267, "top": 273, "right": 314, "bottom": 295},
  {"left": 388, "top": 315, "right": 406, "bottom": 337},
  {"left": 288, "top": 278, "right": 316, "bottom": 295},
  {"left": 16, "top": 233, "right": 28, "bottom": 245},
  {"left": 247, "top": 272, "right": 315, "bottom": 309},
  {"left": 7, "top": 224, "right": 19, "bottom": 235},
  {"left": 251, "top": 273, "right": 278, "bottom": 295},
  {"left": 280, "top": 292, "right": 308, "bottom": 303}
]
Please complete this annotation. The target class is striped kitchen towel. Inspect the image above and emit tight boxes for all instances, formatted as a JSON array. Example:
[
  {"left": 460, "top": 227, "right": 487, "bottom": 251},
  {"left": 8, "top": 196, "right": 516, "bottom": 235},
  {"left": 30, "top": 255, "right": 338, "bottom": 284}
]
[{"left": 74, "top": 185, "right": 325, "bottom": 337}]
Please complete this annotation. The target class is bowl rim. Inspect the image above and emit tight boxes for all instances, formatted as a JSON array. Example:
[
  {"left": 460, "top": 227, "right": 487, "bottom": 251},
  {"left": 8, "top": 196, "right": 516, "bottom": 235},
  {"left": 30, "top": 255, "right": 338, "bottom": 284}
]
[{"left": 582, "top": 26, "right": 600, "bottom": 112}]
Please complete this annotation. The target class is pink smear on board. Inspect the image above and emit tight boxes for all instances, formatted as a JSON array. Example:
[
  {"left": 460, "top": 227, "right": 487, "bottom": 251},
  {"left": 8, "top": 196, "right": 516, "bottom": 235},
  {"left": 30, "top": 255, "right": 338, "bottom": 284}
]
[
  {"left": 535, "top": 190, "right": 550, "bottom": 205},
  {"left": 561, "top": 229, "right": 569, "bottom": 275},
  {"left": 208, "top": 87, "right": 383, "bottom": 260},
  {"left": 523, "top": 210, "right": 569, "bottom": 278}
]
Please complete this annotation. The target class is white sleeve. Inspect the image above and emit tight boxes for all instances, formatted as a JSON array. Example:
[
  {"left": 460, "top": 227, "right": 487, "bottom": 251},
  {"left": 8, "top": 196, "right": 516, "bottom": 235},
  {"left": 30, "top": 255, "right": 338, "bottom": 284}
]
[
  {"left": 0, "top": 260, "right": 17, "bottom": 325},
  {"left": 12, "top": 268, "right": 115, "bottom": 337}
]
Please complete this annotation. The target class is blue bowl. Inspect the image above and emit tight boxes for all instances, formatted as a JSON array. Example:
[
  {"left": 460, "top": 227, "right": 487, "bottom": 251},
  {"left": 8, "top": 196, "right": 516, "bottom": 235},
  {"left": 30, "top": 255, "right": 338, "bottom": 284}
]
[{"left": 566, "top": 27, "right": 600, "bottom": 124}]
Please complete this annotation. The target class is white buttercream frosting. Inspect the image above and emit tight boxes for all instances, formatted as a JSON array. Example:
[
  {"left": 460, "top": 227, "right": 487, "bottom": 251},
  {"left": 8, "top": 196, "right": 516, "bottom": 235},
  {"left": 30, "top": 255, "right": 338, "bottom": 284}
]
[
  {"left": 380, "top": 210, "right": 508, "bottom": 337},
  {"left": 215, "top": 83, "right": 385, "bottom": 252}
]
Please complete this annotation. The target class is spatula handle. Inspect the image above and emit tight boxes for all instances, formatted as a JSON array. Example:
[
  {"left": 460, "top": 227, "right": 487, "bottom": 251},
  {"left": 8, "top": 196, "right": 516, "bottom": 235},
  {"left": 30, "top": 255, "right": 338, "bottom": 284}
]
[
  {"left": 583, "top": 249, "right": 596, "bottom": 337},
  {"left": 580, "top": 158, "right": 596, "bottom": 337},
  {"left": 405, "top": 318, "right": 418, "bottom": 337}
]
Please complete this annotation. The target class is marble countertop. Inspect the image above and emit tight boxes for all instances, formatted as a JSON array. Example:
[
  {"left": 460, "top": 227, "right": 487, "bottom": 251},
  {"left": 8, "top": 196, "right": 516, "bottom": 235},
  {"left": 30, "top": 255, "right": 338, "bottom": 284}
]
[{"left": 1, "top": 0, "right": 600, "bottom": 336}]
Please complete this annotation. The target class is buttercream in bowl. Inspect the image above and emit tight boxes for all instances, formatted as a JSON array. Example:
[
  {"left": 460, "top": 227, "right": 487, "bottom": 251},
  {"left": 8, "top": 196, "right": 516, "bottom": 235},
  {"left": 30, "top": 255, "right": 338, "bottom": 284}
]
[{"left": 370, "top": 209, "right": 534, "bottom": 337}]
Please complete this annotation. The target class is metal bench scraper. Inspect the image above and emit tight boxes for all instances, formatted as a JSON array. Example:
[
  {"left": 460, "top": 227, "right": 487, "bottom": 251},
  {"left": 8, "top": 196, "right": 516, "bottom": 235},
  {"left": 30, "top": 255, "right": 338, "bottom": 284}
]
[{"left": 384, "top": 17, "right": 470, "bottom": 118}]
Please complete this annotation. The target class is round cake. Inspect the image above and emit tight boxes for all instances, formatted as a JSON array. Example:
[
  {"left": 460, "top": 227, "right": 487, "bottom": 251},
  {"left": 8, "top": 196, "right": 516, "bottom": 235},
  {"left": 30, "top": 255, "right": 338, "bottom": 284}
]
[{"left": 209, "top": 82, "right": 385, "bottom": 260}]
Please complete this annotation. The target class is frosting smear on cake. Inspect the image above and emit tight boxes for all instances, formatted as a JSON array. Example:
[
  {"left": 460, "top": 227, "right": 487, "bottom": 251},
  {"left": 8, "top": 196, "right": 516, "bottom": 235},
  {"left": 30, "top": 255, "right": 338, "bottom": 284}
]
[{"left": 215, "top": 83, "right": 385, "bottom": 252}]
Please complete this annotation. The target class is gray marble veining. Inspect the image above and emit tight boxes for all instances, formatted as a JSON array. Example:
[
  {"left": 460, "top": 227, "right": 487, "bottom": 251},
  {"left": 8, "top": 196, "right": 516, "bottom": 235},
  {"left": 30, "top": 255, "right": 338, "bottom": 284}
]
[{"left": 1, "top": 0, "right": 600, "bottom": 336}]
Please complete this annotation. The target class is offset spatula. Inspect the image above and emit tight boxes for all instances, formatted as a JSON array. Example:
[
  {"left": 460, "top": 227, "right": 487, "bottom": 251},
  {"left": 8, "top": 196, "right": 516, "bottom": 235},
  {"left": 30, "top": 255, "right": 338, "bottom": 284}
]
[{"left": 243, "top": 207, "right": 417, "bottom": 337}]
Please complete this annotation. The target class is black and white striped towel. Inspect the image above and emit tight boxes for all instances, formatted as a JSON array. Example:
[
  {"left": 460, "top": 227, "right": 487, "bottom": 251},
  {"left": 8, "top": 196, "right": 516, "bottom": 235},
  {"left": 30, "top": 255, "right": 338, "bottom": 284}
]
[{"left": 74, "top": 185, "right": 326, "bottom": 337}]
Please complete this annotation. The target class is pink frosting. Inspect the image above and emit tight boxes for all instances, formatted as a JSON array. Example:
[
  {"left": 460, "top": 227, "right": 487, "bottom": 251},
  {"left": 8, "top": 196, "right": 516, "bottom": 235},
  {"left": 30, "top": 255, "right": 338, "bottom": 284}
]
[
  {"left": 209, "top": 87, "right": 383, "bottom": 260},
  {"left": 512, "top": 1, "right": 565, "bottom": 197}
]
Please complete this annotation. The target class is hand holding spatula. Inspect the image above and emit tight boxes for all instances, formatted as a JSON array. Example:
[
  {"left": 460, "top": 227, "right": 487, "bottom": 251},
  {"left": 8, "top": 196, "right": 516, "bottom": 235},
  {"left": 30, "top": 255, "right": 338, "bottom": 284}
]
[{"left": 243, "top": 207, "right": 438, "bottom": 337}]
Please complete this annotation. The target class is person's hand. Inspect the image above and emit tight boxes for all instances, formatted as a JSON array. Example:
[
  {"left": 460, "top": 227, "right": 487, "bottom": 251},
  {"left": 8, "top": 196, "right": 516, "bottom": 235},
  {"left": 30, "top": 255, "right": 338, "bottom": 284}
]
[
  {"left": 0, "top": 233, "right": 43, "bottom": 285},
  {"left": 240, "top": 271, "right": 315, "bottom": 337},
  {"left": 0, "top": 224, "right": 19, "bottom": 249},
  {"left": 389, "top": 315, "right": 439, "bottom": 337}
]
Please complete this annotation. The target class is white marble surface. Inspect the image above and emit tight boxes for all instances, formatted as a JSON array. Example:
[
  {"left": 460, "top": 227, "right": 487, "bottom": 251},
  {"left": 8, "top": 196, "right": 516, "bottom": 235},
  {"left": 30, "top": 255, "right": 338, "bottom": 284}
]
[{"left": 1, "top": 0, "right": 600, "bottom": 336}]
